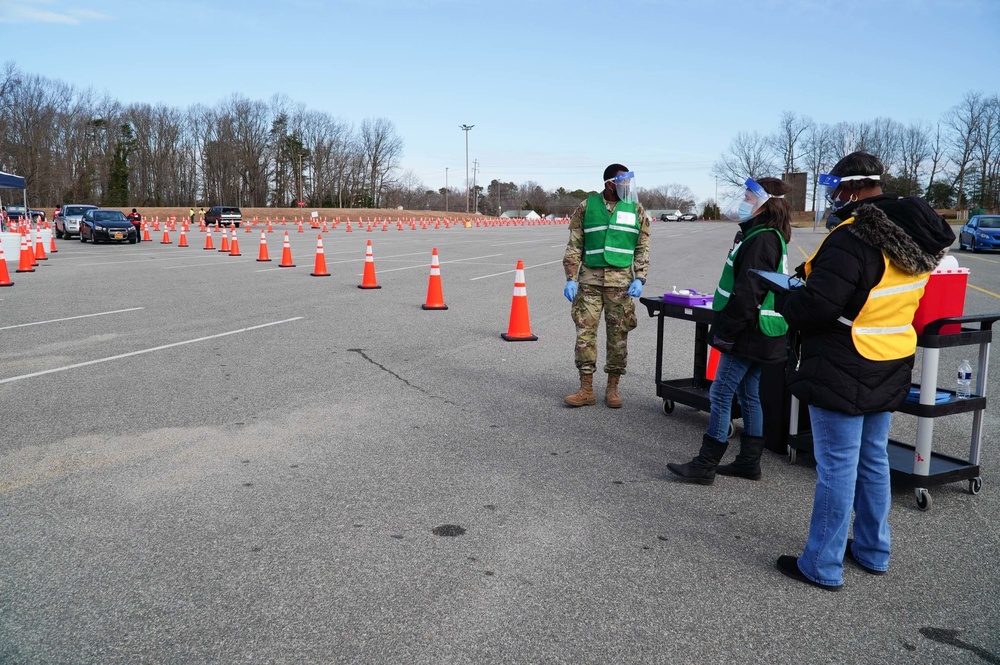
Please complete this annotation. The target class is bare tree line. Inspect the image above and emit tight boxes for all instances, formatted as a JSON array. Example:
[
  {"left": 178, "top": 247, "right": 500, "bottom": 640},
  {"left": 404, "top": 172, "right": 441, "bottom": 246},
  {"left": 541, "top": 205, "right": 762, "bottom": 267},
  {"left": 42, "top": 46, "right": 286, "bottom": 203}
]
[
  {"left": 713, "top": 92, "right": 1000, "bottom": 212},
  {"left": 0, "top": 62, "right": 404, "bottom": 209}
]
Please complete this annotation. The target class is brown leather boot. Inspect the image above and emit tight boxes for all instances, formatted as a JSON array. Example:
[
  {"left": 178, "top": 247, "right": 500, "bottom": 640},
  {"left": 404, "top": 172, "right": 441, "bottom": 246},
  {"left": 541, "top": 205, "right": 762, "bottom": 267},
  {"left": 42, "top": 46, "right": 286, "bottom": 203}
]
[
  {"left": 564, "top": 373, "right": 596, "bottom": 407},
  {"left": 605, "top": 374, "right": 623, "bottom": 408}
]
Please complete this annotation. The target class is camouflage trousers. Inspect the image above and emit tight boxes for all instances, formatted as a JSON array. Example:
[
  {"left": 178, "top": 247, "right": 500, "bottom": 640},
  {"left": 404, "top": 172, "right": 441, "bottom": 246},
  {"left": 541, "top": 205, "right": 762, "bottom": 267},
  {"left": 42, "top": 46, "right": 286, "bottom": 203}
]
[{"left": 571, "top": 284, "right": 638, "bottom": 376}]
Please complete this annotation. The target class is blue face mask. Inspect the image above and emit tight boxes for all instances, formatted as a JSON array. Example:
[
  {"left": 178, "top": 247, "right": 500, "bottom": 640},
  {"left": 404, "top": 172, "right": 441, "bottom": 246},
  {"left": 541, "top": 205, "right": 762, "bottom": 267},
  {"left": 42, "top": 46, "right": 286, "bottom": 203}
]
[{"left": 737, "top": 201, "right": 755, "bottom": 222}]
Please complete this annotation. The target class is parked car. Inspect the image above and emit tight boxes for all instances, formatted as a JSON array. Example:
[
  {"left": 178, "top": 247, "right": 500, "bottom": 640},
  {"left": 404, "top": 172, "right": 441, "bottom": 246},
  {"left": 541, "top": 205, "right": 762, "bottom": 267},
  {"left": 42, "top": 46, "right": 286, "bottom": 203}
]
[
  {"left": 659, "top": 212, "right": 680, "bottom": 222},
  {"left": 4, "top": 205, "right": 27, "bottom": 222},
  {"left": 959, "top": 215, "right": 1000, "bottom": 252},
  {"left": 31, "top": 209, "right": 46, "bottom": 223},
  {"left": 55, "top": 204, "right": 98, "bottom": 239},
  {"left": 79, "top": 208, "right": 138, "bottom": 244},
  {"left": 204, "top": 206, "right": 242, "bottom": 227},
  {"left": 679, "top": 212, "right": 698, "bottom": 221}
]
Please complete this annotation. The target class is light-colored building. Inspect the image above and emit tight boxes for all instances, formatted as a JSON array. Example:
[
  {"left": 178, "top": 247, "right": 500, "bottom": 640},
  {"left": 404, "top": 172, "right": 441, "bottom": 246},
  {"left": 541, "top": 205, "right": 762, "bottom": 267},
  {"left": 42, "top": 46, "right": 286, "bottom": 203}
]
[{"left": 500, "top": 210, "right": 540, "bottom": 220}]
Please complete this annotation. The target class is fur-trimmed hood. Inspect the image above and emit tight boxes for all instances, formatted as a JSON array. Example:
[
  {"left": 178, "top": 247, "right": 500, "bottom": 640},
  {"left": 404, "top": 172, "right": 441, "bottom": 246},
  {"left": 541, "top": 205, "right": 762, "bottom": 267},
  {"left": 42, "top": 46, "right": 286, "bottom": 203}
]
[{"left": 846, "top": 196, "right": 955, "bottom": 275}]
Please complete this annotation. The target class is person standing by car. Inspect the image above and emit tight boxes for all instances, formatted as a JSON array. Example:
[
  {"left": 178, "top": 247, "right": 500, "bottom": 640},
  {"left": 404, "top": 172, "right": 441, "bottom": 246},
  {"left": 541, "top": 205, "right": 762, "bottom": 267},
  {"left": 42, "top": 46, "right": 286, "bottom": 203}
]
[
  {"left": 773, "top": 152, "right": 955, "bottom": 590},
  {"left": 666, "top": 177, "right": 791, "bottom": 485},
  {"left": 127, "top": 208, "right": 142, "bottom": 241},
  {"left": 562, "top": 164, "right": 650, "bottom": 409}
]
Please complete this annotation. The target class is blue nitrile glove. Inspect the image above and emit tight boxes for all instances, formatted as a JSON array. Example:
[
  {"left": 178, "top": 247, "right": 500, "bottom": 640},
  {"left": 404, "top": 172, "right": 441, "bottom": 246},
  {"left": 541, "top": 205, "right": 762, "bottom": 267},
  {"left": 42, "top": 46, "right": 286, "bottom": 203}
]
[
  {"left": 627, "top": 279, "right": 643, "bottom": 298},
  {"left": 564, "top": 280, "right": 578, "bottom": 302}
]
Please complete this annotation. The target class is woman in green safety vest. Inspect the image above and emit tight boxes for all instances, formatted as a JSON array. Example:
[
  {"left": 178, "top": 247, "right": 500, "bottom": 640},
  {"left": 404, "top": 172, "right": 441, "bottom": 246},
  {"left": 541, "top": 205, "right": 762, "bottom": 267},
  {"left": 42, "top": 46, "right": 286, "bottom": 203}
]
[{"left": 667, "top": 177, "right": 792, "bottom": 485}]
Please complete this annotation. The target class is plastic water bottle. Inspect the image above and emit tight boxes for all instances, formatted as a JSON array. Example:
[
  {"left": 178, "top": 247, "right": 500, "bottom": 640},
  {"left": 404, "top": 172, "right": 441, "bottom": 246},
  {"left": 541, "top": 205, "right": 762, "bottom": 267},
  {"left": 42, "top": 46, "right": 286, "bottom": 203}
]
[{"left": 956, "top": 359, "right": 973, "bottom": 399}]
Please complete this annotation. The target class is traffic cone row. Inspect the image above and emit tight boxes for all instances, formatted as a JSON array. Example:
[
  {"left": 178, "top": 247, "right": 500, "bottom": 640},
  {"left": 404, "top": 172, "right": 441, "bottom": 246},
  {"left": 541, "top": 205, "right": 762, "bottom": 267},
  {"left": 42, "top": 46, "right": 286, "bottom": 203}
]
[{"left": 0, "top": 223, "right": 539, "bottom": 341}]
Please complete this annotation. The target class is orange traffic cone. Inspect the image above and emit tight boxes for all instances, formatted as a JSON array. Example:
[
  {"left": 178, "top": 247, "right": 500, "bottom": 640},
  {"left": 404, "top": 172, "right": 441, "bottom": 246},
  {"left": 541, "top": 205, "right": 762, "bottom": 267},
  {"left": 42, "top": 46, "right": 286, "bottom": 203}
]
[
  {"left": 204, "top": 227, "right": 215, "bottom": 250},
  {"left": 178, "top": 229, "right": 189, "bottom": 247},
  {"left": 501, "top": 260, "right": 538, "bottom": 341},
  {"left": 142, "top": 223, "right": 152, "bottom": 242},
  {"left": 357, "top": 239, "right": 380, "bottom": 289},
  {"left": 15, "top": 234, "right": 34, "bottom": 273},
  {"left": 49, "top": 231, "right": 58, "bottom": 254},
  {"left": 0, "top": 237, "right": 14, "bottom": 286},
  {"left": 161, "top": 228, "right": 171, "bottom": 244},
  {"left": 229, "top": 229, "right": 241, "bottom": 256},
  {"left": 279, "top": 231, "right": 295, "bottom": 268},
  {"left": 218, "top": 228, "right": 231, "bottom": 253},
  {"left": 421, "top": 247, "right": 447, "bottom": 310},
  {"left": 310, "top": 235, "right": 330, "bottom": 277},
  {"left": 297, "top": 219, "right": 304, "bottom": 233},
  {"left": 34, "top": 229, "right": 48, "bottom": 260},
  {"left": 256, "top": 231, "right": 271, "bottom": 262}
]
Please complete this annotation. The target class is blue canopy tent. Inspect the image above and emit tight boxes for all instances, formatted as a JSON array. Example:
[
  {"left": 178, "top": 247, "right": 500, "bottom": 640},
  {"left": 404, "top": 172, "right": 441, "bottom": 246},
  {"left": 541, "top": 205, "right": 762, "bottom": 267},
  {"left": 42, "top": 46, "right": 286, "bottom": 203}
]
[{"left": 0, "top": 171, "right": 29, "bottom": 232}]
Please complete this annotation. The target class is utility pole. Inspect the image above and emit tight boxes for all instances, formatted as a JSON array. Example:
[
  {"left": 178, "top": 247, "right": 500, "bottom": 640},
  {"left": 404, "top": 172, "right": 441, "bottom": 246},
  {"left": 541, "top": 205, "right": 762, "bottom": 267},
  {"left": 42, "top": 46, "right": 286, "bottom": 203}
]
[
  {"left": 445, "top": 167, "right": 449, "bottom": 212},
  {"left": 460, "top": 124, "right": 474, "bottom": 213},
  {"left": 472, "top": 160, "right": 478, "bottom": 214}
]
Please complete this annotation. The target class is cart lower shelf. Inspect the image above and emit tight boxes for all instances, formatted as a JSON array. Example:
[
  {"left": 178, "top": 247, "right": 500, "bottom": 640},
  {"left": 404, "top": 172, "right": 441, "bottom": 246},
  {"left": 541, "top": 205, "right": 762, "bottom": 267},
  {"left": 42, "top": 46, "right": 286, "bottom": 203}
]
[{"left": 786, "top": 433, "right": 982, "bottom": 511}]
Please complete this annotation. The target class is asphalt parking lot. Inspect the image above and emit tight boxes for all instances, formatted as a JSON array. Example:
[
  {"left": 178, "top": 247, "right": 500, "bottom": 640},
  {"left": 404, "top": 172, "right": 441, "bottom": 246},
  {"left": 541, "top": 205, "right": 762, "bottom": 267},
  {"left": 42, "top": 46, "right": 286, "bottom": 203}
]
[{"left": 1, "top": 220, "right": 999, "bottom": 664}]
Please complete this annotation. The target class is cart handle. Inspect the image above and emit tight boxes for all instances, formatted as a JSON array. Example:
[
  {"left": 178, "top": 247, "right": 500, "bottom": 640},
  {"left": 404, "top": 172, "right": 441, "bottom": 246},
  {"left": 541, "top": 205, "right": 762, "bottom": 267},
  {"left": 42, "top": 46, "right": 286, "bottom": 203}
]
[{"left": 923, "top": 313, "right": 1000, "bottom": 335}]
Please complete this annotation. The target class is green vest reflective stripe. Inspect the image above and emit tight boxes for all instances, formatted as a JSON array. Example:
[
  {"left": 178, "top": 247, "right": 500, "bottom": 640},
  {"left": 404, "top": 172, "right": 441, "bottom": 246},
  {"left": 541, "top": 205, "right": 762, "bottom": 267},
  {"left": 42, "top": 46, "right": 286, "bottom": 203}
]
[
  {"left": 712, "top": 226, "right": 788, "bottom": 337},
  {"left": 582, "top": 193, "right": 640, "bottom": 268}
]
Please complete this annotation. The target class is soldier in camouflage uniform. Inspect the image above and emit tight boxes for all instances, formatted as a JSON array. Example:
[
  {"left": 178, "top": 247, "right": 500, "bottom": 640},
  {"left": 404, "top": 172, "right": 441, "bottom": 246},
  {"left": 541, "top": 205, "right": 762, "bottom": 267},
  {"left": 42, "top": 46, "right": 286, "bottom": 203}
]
[{"left": 562, "top": 164, "right": 651, "bottom": 408}]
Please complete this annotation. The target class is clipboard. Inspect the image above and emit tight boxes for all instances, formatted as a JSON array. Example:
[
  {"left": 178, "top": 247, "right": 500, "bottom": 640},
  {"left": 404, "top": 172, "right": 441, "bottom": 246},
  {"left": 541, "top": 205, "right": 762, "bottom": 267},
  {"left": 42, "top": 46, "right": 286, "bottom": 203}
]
[{"left": 748, "top": 269, "right": 804, "bottom": 293}]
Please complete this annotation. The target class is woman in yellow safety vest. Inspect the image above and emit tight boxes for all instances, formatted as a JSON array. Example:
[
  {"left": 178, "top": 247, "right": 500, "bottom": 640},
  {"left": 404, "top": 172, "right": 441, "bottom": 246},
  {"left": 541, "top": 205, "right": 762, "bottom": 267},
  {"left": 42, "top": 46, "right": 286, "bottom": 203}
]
[
  {"left": 773, "top": 152, "right": 955, "bottom": 591},
  {"left": 667, "top": 177, "right": 792, "bottom": 485}
]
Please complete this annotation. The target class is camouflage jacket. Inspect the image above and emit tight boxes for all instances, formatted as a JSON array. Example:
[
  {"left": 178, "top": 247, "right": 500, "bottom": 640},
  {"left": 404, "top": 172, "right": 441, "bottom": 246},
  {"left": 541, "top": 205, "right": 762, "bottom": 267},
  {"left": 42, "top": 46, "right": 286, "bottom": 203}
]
[{"left": 563, "top": 195, "right": 650, "bottom": 287}]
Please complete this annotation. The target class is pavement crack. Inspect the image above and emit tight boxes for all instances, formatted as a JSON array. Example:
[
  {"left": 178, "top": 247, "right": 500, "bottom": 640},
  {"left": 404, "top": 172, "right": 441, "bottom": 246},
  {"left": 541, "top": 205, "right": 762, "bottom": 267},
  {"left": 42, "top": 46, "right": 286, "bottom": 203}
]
[{"left": 348, "top": 349, "right": 459, "bottom": 406}]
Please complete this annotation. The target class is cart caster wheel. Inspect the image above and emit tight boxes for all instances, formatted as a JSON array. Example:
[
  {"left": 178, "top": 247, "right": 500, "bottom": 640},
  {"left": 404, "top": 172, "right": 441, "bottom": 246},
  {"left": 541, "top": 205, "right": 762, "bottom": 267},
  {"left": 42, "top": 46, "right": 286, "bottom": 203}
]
[
  {"left": 727, "top": 421, "right": 735, "bottom": 439},
  {"left": 969, "top": 476, "right": 983, "bottom": 495},
  {"left": 787, "top": 445, "right": 797, "bottom": 465},
  {"left": 915, "top": 488, "right": 932, "bottom": 511},
  {"left": 661, "top": 399, "right": 674, "bottom": 415}
]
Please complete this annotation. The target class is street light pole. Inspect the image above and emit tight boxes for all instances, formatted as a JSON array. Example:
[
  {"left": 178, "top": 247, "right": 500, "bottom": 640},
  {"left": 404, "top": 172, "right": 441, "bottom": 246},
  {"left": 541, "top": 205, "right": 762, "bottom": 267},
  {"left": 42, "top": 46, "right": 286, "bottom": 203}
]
[
  {"left": 460, "top": 124, "right": 474, "bottom": 213},
  {"left": 445, "top": 167, "right": 449, "bottom": 212}
]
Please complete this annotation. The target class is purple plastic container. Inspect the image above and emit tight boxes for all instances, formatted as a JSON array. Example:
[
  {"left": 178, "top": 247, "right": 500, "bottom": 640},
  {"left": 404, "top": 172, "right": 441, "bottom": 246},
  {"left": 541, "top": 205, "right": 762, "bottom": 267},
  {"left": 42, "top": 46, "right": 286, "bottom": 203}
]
[{"left": 662, "top": 290, "right": 713, "bottom": 307}]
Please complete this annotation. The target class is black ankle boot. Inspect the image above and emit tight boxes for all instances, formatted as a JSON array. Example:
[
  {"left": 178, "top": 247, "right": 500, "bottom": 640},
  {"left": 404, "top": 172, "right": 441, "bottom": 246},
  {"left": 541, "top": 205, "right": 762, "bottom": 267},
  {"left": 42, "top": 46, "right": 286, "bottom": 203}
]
[
  {"left": 666, "top": 434, "right": 729, "bottom": 485},
  {"left": 717, "top": 434, "right": 765, "bottom": 480}
]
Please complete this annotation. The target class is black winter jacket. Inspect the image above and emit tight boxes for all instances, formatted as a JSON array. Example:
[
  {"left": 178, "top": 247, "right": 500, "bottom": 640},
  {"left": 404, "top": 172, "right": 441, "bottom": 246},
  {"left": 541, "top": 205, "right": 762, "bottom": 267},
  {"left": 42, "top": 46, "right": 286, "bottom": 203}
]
[
  {"left": 778, "top": 196, "right": 955, "bottom": 415},
  {"left": 710, "top": 218, "right": 788, "bottom": 365}
]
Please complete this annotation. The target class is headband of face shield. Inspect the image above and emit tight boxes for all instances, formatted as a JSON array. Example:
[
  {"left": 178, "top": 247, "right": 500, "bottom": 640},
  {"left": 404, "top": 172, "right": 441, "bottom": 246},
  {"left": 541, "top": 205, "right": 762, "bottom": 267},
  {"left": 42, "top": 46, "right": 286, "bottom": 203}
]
[
  {"left": 813, "top": 173, "right": 881, "bottom": 223},
  {"left": 607, "top": 171, "right": 637, "bottom": 204},
  {"left": 722, "top": 177, "right": 771, "bottom": 222}
]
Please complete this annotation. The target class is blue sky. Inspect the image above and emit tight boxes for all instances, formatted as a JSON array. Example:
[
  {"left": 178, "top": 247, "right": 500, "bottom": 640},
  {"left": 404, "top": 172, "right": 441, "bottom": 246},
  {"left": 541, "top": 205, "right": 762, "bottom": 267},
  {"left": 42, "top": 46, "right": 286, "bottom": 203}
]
[{"left": 1, "top": 0, "right": 998, "bottom": 203}]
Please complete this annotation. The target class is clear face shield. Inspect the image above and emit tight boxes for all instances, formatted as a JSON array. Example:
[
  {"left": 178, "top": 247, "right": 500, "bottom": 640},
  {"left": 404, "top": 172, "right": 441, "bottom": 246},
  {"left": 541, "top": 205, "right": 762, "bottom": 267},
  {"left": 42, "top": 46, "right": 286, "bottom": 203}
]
[
  {"left": 607, "top": 171, "right": 636, "bottom": 204},
  {"left": 814, "top": 173, "right": 842, "bottom": 224},
  {"left": 722, "top": 177, "right": 771, "bottom": 222}
]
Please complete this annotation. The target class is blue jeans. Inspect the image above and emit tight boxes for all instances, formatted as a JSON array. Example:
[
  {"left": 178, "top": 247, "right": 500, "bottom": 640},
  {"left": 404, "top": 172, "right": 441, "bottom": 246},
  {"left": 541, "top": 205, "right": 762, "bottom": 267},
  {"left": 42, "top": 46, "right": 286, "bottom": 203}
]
[
  {"left": 706, "top": 352, "right": 762, "bottom": 441},
  {"left": 798, "top": 406, "right": 892, "bottom": 585}
]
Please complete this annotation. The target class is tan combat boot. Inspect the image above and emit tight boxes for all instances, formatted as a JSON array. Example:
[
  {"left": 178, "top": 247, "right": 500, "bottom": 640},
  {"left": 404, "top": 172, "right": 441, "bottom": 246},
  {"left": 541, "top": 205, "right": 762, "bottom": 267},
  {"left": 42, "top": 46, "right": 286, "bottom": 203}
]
[
  {"left": 605, "top": 374, "right": 623, "bottom": 408},
  {"left": 564, "top": 373, "right": 596, "bottom": 407}
]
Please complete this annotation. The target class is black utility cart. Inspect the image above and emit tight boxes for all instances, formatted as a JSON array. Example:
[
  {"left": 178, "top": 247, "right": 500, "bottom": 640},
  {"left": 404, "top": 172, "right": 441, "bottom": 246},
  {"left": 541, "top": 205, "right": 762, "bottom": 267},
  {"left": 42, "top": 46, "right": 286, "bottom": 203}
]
[
  {"left": 787, "top": 313, "right": 1000, "bottom": 510},
  {"left": 640, "top": 295, "right": 739, "bottom": 438}
]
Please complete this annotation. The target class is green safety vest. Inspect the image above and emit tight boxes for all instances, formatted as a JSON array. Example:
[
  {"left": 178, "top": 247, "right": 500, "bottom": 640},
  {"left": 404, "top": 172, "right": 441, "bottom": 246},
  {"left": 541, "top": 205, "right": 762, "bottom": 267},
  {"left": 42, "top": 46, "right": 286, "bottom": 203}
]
[
  {"left": 712, "top": 226, "right": 788, "bottom": 337},
  {"left": 582, "top": 193, "right": 640, "bottom": 269}
]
